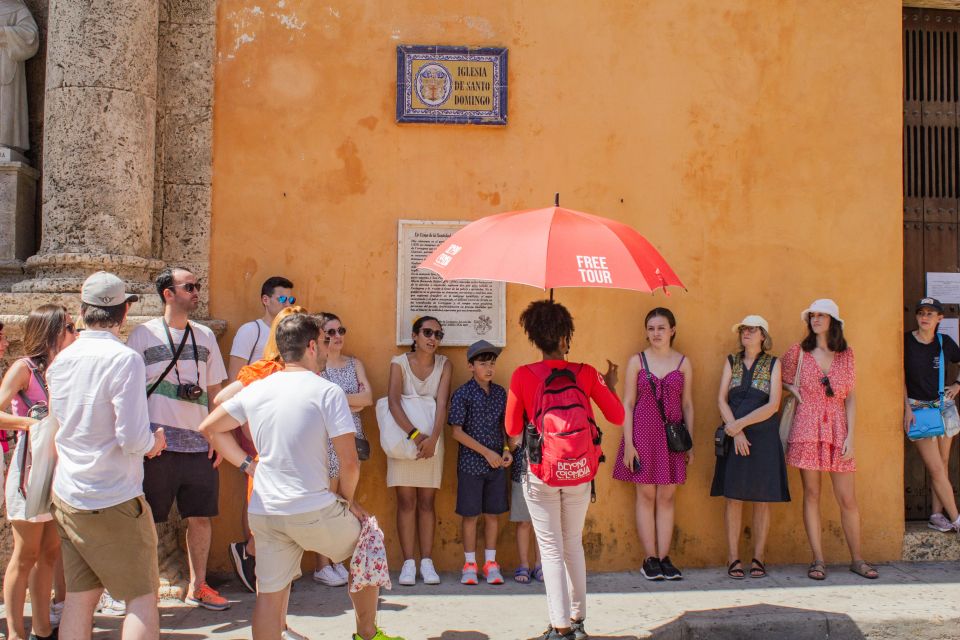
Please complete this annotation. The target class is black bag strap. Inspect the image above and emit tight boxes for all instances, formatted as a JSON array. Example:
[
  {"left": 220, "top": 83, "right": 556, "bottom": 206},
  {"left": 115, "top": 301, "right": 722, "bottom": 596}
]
[
  {"left": 641, "top": 352, "right": 670, "bottom": 426},
  {"left": 246, "top": 321, "right": 262, "bottom": 364},
  {"left": 147, "top": 323, "right": 192, "bottom": 397}
]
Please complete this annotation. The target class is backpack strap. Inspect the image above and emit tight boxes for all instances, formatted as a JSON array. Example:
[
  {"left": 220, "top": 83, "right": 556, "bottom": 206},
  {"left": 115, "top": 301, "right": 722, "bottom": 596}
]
[
  {"left": 641, "top": 352, "right": 670, "bottom": 427},
  {"left": 246, "top": 321, "right": 262, "bottom": 365}
]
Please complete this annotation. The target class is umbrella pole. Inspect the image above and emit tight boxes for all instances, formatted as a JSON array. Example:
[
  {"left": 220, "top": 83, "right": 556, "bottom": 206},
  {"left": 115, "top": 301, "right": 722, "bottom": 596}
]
[{"left": 549, "top": 288, "right": 554, "bottom": 302}]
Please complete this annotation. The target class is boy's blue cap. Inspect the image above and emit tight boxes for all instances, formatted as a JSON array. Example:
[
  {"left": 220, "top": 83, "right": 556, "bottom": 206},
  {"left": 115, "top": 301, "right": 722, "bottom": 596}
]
[{"left": 467, "top": 340, "right": 501, "bottom": 361}]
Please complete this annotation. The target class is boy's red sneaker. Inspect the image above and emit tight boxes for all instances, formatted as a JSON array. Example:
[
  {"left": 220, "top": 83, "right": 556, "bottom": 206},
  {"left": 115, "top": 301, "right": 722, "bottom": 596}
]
[
  {"left": 483, "top": 560, "right": 504, "bottom": 585},
  {"left": 461, "top": 562, "right": 479, "bottom": 585}
]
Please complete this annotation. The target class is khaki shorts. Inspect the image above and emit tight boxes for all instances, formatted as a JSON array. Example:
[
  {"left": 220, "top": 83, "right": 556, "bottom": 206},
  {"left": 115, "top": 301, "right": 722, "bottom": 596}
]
[
  {"left": 249, "top": 498, "right": 360, "bottom": 593},
  {"left": 52, "top": 494, "right": 160, "bottom": 602}
]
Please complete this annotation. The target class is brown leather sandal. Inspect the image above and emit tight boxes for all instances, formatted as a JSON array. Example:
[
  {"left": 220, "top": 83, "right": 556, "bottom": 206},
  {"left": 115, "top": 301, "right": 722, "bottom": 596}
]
[
  {"left": 807, "top": 561, "right": 826, "bottom": 580},
  {"left": 849, "top": 560, "right": 878, "bottom": 579},
  {"left": 727, "top": 559, "right": 745, "bottom": 579}
]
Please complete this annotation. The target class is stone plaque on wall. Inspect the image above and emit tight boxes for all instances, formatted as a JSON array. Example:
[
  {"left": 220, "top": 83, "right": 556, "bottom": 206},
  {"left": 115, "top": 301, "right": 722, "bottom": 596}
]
[
  {"left": 396, "top": 45, "right": 507, "bottom": 125},
  {"left": 396, "top": 220, "right": 505, "bottom": 347}
]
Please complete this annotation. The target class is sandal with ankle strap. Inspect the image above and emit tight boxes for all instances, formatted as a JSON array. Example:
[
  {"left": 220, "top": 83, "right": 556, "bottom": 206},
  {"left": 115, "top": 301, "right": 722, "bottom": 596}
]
[{"left": 727, "top": 559, "right": 745, "bottom": 579}]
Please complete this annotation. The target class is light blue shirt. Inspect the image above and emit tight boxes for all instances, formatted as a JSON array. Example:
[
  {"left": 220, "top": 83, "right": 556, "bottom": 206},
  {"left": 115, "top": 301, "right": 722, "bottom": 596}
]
[{"left": 47, "top": 331, "right": 155, "bottom": 510}]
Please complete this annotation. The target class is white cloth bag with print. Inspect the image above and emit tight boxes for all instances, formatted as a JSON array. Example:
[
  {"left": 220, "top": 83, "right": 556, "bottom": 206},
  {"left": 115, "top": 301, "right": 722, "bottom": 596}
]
[{"left": 375, "top": 395, "right": 435, "bottom": 460}]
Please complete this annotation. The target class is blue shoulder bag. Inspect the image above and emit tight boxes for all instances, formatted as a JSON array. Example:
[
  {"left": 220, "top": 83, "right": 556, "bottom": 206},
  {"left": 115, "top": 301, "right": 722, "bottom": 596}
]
[{"left": 908, "top": 333, "right": 947, "bottom": 440}]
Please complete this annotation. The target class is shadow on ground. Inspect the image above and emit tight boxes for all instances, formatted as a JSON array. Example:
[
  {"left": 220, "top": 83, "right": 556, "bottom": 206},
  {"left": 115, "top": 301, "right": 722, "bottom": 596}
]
[{"left": 646, "top": 603, "right": 866, "bottom": 639}]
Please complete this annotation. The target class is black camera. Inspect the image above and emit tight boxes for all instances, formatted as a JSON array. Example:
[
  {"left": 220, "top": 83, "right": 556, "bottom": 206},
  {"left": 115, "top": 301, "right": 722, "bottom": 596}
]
[{"left": 176, "top": 383, "right": 204, "bottom": 401}]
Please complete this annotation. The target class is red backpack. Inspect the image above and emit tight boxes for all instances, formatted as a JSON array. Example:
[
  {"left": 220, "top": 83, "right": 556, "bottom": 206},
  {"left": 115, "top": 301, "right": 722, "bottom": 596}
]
[{"left": 524, "top": 363, "right": 604, "bottom": 487}]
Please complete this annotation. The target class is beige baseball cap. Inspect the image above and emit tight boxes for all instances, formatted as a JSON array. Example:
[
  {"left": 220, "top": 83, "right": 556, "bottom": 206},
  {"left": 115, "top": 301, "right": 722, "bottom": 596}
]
[
  {"left": 80, "top": 271, "right": 139, "bottom": 306},
  {"left": 732, "top": 315, "right": 770, "bottom": 334}
]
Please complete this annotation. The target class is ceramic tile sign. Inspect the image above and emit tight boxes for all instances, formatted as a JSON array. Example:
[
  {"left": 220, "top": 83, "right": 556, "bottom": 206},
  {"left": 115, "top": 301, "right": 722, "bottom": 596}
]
[
  {"left": 396, "top": 220, "right": 506, "bottom": 347},
  {"left": 396, "top": 45, "right": 508, "bottom": 125}
]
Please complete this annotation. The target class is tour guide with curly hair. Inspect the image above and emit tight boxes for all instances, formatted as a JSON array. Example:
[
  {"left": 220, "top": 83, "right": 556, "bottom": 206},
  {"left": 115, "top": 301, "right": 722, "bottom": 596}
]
[{"left": 504, "top": 299, "right": 624, "bottom": 640}]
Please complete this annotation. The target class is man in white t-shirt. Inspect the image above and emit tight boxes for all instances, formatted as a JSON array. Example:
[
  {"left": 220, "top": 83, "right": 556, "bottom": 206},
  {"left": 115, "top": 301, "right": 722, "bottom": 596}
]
[
  {"left": 200, "top": 314, "right": 402, "bottom": 640},
  {"left": 126, "top": 267, "right": 229, "bottom": 612},
  {"left": 227, "top": 275, "right": 295, "bottom": 381}
]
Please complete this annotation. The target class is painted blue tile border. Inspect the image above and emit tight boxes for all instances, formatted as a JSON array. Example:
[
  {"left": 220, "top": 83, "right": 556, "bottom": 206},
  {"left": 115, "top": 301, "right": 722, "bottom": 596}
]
[{"left": 396, "top": 45, "right": 508, "bottom": 125}]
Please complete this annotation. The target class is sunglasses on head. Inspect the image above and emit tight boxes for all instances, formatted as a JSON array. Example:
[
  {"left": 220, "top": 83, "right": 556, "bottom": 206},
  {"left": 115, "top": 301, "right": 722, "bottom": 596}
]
[
  {"left": 821, "top": 376, "right": 835, "bottom": 397},
  {"left": 278, "top": 295, "right": 296, "bottom": 304},
  {"left": 171, "top": 282, "right": 201, "bottom": 293},
  {"left": 325, "top": 326, "right": 347, "bottom": 337},
  {"left": 420, "top": 328, "right": 444, "bottom": 340}
]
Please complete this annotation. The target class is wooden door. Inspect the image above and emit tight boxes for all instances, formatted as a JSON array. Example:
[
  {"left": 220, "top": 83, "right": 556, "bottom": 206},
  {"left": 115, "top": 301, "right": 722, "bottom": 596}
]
[{"left": 904, "top": 7, "right": 960, "bottom": 520}]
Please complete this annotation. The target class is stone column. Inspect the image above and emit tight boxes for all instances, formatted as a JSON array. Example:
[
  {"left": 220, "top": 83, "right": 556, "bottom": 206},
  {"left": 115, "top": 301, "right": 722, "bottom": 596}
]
[{"left": 12, "top": 0, "right": 163, "bottom": 294}]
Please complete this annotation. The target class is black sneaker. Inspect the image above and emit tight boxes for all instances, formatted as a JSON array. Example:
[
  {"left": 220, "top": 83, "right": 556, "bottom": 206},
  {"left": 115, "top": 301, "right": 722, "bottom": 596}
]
[
  {"left": 641, "top": 556, "right": 664, "bottom": 580},
  {"left": 570, "top": 618, "right": 588, "bottom": 640},
  {"left": 229, "top": 541, "right": 257, "bottom": 593},
  {"left": 660, "top": 556, "right": 682, "bottom": 580}
]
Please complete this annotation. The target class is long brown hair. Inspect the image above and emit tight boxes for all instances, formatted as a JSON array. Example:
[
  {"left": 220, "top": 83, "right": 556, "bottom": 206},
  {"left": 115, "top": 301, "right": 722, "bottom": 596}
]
[
  {"left": 21, "top": 304, "right": 70, "bottom": 374},
  {"left": 800, "top": 317, "right": 848, "bottom": 353}
]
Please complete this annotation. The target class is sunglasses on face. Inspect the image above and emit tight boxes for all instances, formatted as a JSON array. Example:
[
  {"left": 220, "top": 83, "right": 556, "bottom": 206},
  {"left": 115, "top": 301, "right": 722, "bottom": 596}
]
[
  {"left": 420, "top": 328, "right": 444, "bottom": 340},
  {"left": 171, "top": 282, "right": 201, "bottom": 293},
  {"left": 325, "top": 326, "right": 347, "bottom": 337},
  {"left": 739, "top": 326, "right": 760, "bottom": 334},
  {"left": 278, "top": 295, "right": 296, "bottom": 304},
  {"left": 821, "top": 376, "right": 835, "bottom": 397}
]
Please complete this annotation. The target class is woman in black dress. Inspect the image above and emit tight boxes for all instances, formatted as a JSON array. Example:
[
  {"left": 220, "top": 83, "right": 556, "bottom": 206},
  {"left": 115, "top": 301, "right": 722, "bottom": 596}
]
[{"left": 711, "top": 315, "right": 790, "bottom": 579}]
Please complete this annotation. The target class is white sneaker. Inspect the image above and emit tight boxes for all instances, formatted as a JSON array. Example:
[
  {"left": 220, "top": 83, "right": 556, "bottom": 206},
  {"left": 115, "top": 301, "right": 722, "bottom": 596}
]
[
  {"left": 97, "top": 592, "right": 126, "bottom": 616},
  {"left": 929, "top": 512, "right": 954, "bottom": 532},
  {"left": 420, "top": 558, "right": 440, "bottom": 585},
  {"left": 398, "top": 559, "right": 417, "bottom": 586},
  {"left": 333, "top": 562, "right": 350, "bottom": 582},
  {"left": 50, "top": 600, "right": 64, "bottom": 627},
  {"left": 312, "top": 565, "right": 347, "bottom": 587}
]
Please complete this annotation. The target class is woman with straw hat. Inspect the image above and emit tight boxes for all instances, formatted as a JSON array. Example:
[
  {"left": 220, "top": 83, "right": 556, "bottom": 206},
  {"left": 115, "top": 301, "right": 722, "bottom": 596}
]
[
  {"left": 781, "top": 299, "right": 876, "bottom": 581},
  {"left": 710, "top": 315, "right": 790, "bottom": 580}
]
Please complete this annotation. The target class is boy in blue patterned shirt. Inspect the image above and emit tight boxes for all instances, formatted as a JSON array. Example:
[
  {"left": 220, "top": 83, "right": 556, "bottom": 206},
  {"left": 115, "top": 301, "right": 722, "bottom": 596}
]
[{"left": 448, "top": 340, "right": 511, "bottom": 585}]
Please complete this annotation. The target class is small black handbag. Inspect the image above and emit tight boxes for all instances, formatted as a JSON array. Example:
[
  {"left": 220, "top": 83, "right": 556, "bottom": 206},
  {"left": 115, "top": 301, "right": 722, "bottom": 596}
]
[
  {"left": 714, "top": 426, "right": 730, "bottom": 458},
  {"left": 642, "top": 353, "right": 693, "bottom": 453}
]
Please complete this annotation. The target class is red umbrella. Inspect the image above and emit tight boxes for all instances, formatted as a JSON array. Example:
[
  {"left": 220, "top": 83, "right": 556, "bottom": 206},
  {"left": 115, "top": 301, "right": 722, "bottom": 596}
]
[{"left": 418, "top": 197, "right": 685, "bottom": 295}]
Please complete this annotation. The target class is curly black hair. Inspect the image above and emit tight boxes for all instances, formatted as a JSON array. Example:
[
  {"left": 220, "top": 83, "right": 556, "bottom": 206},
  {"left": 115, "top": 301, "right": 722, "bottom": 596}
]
[{"left": 519, "top": 300, "right": 574, "bottom": 354}]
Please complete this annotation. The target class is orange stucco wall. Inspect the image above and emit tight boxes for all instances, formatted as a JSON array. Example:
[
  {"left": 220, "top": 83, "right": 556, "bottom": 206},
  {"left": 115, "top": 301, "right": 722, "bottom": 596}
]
[{"left": 208, "top": 0, "right": 904, "bottom": 573}]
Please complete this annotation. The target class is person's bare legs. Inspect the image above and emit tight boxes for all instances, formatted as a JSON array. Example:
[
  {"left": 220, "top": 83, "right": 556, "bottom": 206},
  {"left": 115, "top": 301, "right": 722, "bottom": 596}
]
[
  {"left": 462, "top": 515, "right": 478, "bottom": 555},
  {"left": 347, "top": 571, "right": 380, "bottom": 640},
  {"left": 482, "top": 513, "right": 499, "bottom": 557},
  {"left": 655, "top": 485, "right": 677, "bottom": 559},
  {"left": 25, "top": 521, "right": 60, "bottom": 637},
  {"left": 122, "top": 591, "right": 160, "bottom": 640},
  {"left": 252, "top": 585, "right": 288, "bottom": 639},
  {"left": 634, "top": 484, "right": 657, "bottom": 558},
  {"left": 516, "top": 521, "right": 532, "bottom": 568},
  {"left": 185, "top": 516, "right": 212, "bottom": 593},
  {"left": 800, "top": 469, "right": 825, "bottom": 563},
  {"left": 58, "top": 588, "right": 102, "bottom": 640},
  {"left": 724, "top": 499, "right": 743, "bottom": 565},
  {"left": 917, "top": 437, "right": 960, "bottom": 521},
  {"left": 932, "top": 435, "right": 955, "bottom": 515},
  {"left": 751, "top": 502, "right": 770, "bottom": 563},
  {"left": 417, "top": 487, "right": 437, "bottom": 559},
  {"left": 830, "top": 472, "right": 865, "bottom": 562},
  {"left": 4, "top": 520, "right": 45, "bottom": 640},
  {"left": 395, "top": 487, "right": 417, "bottom": 560}
]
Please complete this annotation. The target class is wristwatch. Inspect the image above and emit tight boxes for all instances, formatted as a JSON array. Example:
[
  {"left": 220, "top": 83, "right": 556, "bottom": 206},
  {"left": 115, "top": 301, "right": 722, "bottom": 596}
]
[{"left": 239, "top": 455, "right": 254, "bottom": 474}]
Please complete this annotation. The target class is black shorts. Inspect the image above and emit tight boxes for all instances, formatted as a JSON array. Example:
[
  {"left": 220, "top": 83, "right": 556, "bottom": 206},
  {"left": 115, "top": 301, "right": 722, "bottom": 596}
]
[
  {"left": 456, "top": 468, "right": 508, "bottom": 517},
  {"left": 143, "top": 451, "right": 219, "bottom": 522}
]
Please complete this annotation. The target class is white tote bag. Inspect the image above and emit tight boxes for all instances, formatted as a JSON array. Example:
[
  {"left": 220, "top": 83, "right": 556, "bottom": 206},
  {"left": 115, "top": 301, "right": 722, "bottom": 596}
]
[
  {"left": 24, "top": 414, "right": 59, "bottom": 520},
  {"left": 376, "top": 395, "right": 436, "bottom": 460}
]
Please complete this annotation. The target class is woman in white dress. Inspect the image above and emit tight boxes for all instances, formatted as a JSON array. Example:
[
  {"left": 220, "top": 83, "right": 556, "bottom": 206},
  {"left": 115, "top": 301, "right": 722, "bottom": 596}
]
[{"left": 387, "top": 316, "right": 452, "bottom": 586}]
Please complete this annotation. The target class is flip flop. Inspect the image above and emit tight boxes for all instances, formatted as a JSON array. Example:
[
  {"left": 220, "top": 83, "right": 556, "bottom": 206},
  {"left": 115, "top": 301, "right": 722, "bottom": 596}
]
[
  {"left": 750, "top": 558, "right": 766, "bottom": 578},
  {"left": 532, "top": 564, "right": 544, "bottom": 582},
  {"left": 514, "top": 566, "right": 531, "bottom": 584},
  {"left": 849, "top": 560, "right": 878, "bottom": 580},
  {"left": 807, "top": 561, "right": 826, "bottom": 581},
  {"left": 727, "top": 559, "right": 745, "bottom": 579}
]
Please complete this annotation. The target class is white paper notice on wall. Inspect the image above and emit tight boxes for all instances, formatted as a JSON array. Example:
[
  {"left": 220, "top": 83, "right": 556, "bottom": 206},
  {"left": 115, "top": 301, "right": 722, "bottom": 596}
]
[
  {"left": 927, "top": 272, "right": 960, "bottom": 304},
  {"left": 940, "top": 318, "right": 960, "bottom": 345}
]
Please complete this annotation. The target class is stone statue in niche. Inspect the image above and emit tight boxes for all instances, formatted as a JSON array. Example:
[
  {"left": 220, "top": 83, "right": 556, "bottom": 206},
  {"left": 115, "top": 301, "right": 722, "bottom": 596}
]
[{"left": 0, "top": 0, "right": 37, "bottom": 152}]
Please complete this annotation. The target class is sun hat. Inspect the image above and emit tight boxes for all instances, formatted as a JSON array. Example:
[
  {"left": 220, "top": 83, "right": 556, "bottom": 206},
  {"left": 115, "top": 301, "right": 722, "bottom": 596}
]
[
  {"left": 80, "top": 271, "right": 139, "bottom": 306},
  {"left": 916, "top": 297, "right": 944, "bottom": 313},
  {"left": 801, "top": 298, "right": 843, "bottom": 327},
  {"left": 731, "top": 315, "right": 770, "bottom": 334},
  {"left": 467, "top": 339, "right": 501, "bottom": 361}
]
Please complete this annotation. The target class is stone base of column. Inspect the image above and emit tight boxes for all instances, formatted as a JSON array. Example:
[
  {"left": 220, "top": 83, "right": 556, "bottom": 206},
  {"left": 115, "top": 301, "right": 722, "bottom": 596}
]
[
  {"left": 11, "top": 252, "right": 166, "bottom": 294},
  {"left": 0, "top": 159, "right": 39, "bottom": 292}
]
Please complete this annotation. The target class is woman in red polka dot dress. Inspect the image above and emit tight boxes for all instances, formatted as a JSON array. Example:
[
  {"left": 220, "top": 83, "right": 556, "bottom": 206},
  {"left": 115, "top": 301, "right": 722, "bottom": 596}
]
[
  {"left": 781, "top": 298, "right": 877, "bottom": 581},
  {"left": 613, "top": 308, "right": 694, "bottom": 582}
]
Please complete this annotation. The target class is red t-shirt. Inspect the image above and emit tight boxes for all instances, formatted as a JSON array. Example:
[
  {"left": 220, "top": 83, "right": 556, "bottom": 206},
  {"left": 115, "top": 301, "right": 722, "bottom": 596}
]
[{"left": 505, "top": 360, "right": 625, "bottom": 437}]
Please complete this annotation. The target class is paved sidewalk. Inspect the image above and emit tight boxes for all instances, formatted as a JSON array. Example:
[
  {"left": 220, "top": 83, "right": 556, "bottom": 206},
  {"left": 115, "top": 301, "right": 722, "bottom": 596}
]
[{"left": 75, "top": 562, "right": 960, "bottom": 639}]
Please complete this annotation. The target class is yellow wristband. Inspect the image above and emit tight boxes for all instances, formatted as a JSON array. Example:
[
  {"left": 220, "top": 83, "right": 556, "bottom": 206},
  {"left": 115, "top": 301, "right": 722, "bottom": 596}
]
[
  {"left": 503, "top": 445, "right": 511, "bottom": 452},
  {"left": 408, "top": 429, "right": 421, "bottom": 440}
]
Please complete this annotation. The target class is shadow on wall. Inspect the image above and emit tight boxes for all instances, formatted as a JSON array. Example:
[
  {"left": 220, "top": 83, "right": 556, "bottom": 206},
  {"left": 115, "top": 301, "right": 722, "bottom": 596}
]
[{"left": 646, "top": 603, "right": 866, "bottom": 639}]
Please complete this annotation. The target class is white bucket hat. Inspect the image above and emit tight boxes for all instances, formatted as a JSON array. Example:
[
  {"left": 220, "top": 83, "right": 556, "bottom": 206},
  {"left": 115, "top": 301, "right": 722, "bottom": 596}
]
[
  {"left": 801, "top": 298, "right": 843, "bottom": 327},
  {"left": 731, "top": 315, "right": 770, "bottom": 334}
]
